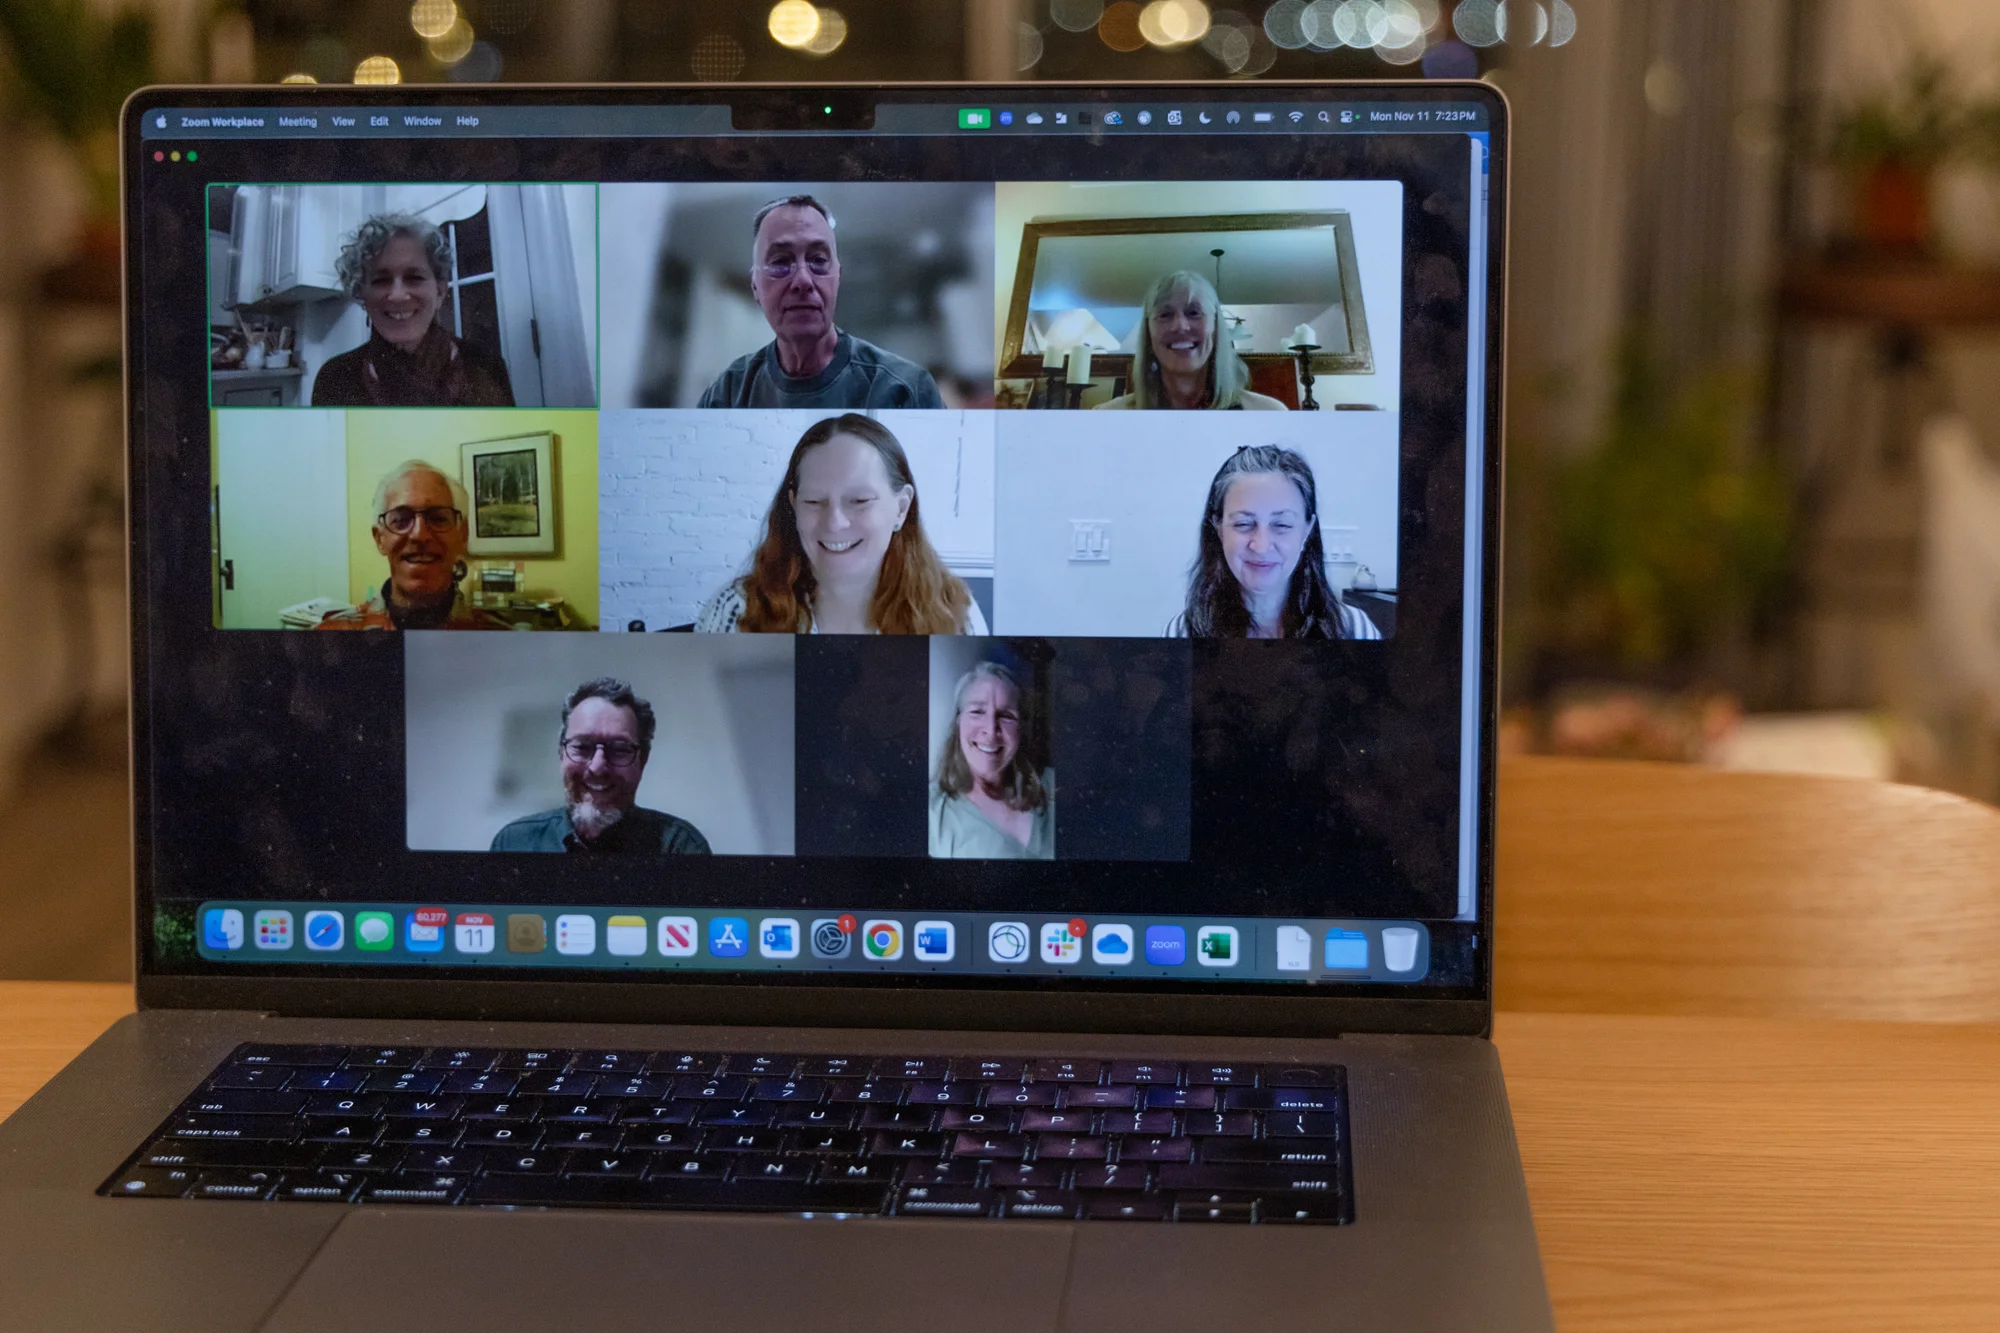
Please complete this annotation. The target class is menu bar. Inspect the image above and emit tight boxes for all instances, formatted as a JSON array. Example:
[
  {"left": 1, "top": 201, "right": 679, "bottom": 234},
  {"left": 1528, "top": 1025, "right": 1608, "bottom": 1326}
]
[
  {"left": 142, "top": 102, "right": 1487, "bottom": 140},
  {"left": 196, "top": 903, "right": 1432, "bottom": 985}
]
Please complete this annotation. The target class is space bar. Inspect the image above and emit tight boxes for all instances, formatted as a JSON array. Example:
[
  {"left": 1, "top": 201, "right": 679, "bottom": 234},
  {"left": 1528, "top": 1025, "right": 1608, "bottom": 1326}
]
[{"left": 466, "top": 1175, "right": 892, "bottom": 1214}]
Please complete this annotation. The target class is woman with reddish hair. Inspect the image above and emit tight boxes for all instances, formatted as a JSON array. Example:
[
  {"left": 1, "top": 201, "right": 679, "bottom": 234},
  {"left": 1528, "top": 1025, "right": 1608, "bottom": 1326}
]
[{"left": 696, "top": 414, "right": 987, "bottom": 634}]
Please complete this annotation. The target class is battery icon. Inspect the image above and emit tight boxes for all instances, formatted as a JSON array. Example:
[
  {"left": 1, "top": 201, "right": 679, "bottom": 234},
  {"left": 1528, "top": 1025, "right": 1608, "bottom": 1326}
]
[{"left": 958, "top": 108, "right": 991, "bottom": 129}]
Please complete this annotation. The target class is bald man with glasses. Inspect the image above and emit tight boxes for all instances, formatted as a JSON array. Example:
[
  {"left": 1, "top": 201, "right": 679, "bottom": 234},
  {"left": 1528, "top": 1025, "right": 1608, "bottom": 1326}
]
[
  {"left": 490, "top": 676, "right": 712, "bottom": 854},
  {"left": 316, "top": 460, "right": 510, "bottom": 631},
  {"left": 695, "top": 194, "right": 945, "bottom": 409}
]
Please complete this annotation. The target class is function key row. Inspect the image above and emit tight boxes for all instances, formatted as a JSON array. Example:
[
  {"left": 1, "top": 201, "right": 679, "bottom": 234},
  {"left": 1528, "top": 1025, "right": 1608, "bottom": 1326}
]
[{"left": 227, "top": 1045, "right": 1332, "bottom": 1089}]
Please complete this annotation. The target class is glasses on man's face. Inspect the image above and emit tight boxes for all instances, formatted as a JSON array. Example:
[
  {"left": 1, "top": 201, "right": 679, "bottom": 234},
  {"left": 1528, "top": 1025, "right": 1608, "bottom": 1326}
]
[
  {"left": 560, "top": 737, "right": 642, "bottom": 767},
  {"left": 759, "top": 255, "right": 835, "bottom": 281},
  {"left": 377, "top": 505, "right": 462, "bottom": 535}
]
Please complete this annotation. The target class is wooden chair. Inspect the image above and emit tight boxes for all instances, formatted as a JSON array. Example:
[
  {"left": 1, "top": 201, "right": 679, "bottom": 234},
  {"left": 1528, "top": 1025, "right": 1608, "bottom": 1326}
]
[{"left": 1495, "top": 756, "right": 2000, "bottom": 1021}]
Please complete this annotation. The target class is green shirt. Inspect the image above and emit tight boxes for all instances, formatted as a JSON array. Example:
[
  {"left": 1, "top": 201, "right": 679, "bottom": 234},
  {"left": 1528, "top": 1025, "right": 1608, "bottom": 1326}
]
[
  {"left": 695, "top": 331, "right": 944, "bottom": 409},
  {"left": 490, "top": 806, "right": 712, "bottom": 855},
  {"left": 928, "top": 775, "right": 1056, "bottom": 860}
]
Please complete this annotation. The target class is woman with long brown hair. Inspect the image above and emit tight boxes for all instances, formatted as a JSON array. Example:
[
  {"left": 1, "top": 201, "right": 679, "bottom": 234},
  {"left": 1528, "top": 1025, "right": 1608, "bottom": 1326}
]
[
  {"left": 695, "top": 414, "right": 987, "bottom": 634},
  {"left": 1172, "top": 444, "right": 1381, "bottom": 639}
]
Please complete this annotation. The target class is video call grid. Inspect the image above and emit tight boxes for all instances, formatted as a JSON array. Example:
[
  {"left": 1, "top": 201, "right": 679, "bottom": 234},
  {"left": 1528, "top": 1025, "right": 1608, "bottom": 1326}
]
[{"left": 143, "top": 128, "right": 1488, "bottom": 971}]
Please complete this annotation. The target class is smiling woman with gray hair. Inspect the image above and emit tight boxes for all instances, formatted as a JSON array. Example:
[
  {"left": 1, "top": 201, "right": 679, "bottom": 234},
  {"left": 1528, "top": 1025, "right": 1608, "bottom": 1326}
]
[
  {"left": 1095, "top": 270, "right": 1288, "bottom": 411},
  {"left": 310, "top": 213, "right": 515, "bottom": 407},
  {"left": 928, "top": 661, "right": 1055, "bottom": 860}
]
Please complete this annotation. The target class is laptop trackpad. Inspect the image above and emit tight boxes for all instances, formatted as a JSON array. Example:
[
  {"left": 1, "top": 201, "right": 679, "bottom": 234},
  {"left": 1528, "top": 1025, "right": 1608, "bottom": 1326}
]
[{"left": 262, "top": 1209, "right": 1076, "bottom": 1332}]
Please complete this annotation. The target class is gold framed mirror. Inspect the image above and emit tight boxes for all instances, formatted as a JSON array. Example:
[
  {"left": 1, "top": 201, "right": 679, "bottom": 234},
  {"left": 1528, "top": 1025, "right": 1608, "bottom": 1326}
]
[{"left": 997, "top": 210, "right": 1374, "bottom": 389}]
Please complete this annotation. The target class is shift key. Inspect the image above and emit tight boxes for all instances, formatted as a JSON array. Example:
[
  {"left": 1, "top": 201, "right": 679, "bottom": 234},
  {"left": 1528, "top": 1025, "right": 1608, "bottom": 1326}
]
[{"left": 1157, "top": 1163, "right": 1341, "bottom": 1194}]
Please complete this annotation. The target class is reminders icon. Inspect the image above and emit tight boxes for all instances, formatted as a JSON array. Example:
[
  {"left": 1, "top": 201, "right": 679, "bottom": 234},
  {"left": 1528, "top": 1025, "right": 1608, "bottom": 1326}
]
[{"left": 555, "top": 914, "right": 596, "bottom": 956}]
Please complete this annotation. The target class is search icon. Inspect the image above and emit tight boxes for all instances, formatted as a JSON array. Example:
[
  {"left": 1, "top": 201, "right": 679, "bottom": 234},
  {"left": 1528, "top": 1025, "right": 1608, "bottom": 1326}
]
[{"left": 1317, "top": 110, "right": 1330, "bottom": 123}]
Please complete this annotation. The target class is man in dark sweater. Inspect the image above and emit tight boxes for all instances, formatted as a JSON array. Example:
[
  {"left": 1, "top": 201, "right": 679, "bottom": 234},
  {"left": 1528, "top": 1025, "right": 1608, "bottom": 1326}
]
[
  {"left": 696, "top": 194, "right": 943, "bottom": 409},
  {"left": 490, "top": 677, "right": 711, "bottom": 855}
]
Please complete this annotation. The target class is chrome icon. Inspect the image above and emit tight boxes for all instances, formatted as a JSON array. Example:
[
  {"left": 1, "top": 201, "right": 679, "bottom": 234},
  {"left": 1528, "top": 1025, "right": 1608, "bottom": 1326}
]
[{"left": 861, "top": 919, "right": 903, "bottom": 960}]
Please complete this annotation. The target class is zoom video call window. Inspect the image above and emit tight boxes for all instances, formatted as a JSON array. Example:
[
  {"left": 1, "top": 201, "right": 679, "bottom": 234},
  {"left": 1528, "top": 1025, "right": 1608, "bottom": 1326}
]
[{"left": 147, "top": 90, "right": 1495, "bottom": 995}]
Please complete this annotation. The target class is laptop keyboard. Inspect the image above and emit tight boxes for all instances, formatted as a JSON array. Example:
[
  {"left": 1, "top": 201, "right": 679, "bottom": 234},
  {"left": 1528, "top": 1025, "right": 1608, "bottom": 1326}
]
[{"left": 101, "top": 1043, "right": 1352, "bottom": 1224}]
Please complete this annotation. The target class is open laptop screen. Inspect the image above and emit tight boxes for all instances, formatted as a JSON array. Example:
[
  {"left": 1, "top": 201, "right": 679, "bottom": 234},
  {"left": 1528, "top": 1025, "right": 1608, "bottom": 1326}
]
[{"left": 127, "top": 84, "right": 1501, "bottom": 1004}]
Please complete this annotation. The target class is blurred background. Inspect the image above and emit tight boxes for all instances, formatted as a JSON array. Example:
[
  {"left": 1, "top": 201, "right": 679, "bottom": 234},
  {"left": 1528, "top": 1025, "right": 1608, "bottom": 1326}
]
[{"left": 3, "top": 0, "right": 1999, "bottom": 977}]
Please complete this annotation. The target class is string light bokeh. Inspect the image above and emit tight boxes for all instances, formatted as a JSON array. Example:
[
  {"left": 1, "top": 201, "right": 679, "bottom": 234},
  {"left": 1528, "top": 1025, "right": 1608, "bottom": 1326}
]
[{"left": 254, "top": 0, "right": 1570, "bottom": 86}]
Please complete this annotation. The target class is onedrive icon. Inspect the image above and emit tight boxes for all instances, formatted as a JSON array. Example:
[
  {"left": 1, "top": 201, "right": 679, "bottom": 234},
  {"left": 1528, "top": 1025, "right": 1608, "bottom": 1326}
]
[{"left": 1090, "top": 923, "right": 1134, "bottom": 965}]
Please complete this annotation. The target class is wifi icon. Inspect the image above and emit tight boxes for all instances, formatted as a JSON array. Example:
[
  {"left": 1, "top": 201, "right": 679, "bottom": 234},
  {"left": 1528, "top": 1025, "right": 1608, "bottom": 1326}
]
[{"left": 1289, "top": 111, "right": 1304, "bottom": 123}]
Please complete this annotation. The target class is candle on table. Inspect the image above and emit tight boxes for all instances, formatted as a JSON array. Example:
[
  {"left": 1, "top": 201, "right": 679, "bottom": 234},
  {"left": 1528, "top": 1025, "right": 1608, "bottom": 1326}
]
[
  {"left": 1042, "top": 340, "right": 1065, "bottom": 371},
  {"left": 1291, "top": 323, "right": 1318, "bottom": 347},
  {"left": 1065, "top": 345, "right": 1093, "bottom": 386}
]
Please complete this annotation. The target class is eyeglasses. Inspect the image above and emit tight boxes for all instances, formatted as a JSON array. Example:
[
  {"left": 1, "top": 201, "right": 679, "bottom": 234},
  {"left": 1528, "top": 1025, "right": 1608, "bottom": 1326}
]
[
  {"left": 377, "top": 505, "right": 462, "bottom": 535},
  {"left": 560, "top": 738, "right": 642, "bottom": 767},
  {"left": 758, "top": 255, "right": 835, "bottom": 281}
]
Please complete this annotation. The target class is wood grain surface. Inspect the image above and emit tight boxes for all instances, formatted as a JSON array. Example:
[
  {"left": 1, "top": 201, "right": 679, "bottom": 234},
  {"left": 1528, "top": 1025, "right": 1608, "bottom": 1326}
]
[
  {"left": 0, "top": 981, "right": 131, "bottom": 1121},
  {"left": 1496, "top": 1009, "right": 2000, "bottom": 1333},
  {"left": 1496, "top": 757, "right": 2000, "bottom": 1021}
]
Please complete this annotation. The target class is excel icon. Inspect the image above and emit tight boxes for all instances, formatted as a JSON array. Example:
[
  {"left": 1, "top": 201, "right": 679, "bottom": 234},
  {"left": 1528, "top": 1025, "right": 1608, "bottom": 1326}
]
[{"left": 958, "top": 108, "right": 991, "bottom": 129}]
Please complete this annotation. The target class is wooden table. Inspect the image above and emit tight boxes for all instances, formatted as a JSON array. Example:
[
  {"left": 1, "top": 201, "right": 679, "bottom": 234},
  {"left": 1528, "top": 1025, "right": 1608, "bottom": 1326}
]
[{"left": 4, "top": 981, "right": 1996, "bottom": 1331}]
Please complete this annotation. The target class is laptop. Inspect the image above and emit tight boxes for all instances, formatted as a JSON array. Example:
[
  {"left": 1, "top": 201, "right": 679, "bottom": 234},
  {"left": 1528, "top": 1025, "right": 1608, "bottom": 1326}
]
[{"left": 0, "top": 80, "right": 1547, "bottom": 1331}]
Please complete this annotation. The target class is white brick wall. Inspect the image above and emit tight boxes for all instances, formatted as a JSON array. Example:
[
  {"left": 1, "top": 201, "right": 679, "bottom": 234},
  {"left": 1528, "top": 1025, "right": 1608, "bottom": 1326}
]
[{"left": 599, "top": 409, "right": 994, "bottom": 631}]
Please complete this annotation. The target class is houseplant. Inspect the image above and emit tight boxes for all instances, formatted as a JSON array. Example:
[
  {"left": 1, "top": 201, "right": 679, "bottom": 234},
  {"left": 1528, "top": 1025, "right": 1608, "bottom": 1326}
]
[
  {"left": 1824, "top": 52, "right": 1964, "bottom": 252},
  {"left": 0, "top": 0, "right": 159, "bottom": 261}
]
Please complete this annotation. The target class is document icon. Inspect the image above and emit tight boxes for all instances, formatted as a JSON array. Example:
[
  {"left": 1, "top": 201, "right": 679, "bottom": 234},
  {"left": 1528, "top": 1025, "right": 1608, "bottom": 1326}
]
[
  {"left": 1275, "top": 925, "right": 1312, "bottom": 971},
  {"left": 1324, "top": 928, "right": 1369, "bottom": 970}
]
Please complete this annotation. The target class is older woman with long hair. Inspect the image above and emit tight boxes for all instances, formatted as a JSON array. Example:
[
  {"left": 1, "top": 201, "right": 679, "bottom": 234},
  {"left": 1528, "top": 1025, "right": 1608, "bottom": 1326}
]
[
  {"left": 310, "top": 213, "right": 514, "bottom": 407},
  {"left": 696, "top": 414, "right": 987, "bottom": 634},
  {"left": 1095, "top": 270, "right": 1288, "bottom": 412},
  {"left": 1173, "top": 445, "right": 1381, "bottom": 639},
  {"left": 929, "top": 661, "right": 1054, "bottom": 859}
]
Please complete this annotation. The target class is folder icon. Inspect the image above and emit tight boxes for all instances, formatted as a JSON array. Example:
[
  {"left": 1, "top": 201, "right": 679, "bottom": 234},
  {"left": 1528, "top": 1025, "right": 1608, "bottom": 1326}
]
[{"left": 1324, "top": 928, "right": 1369, "bottom": 971}]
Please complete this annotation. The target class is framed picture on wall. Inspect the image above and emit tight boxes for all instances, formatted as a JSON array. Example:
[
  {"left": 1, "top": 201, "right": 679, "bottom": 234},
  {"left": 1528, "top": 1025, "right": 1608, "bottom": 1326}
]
[{"left": 460, "top": 431, "right": 557, "bottom": 557}]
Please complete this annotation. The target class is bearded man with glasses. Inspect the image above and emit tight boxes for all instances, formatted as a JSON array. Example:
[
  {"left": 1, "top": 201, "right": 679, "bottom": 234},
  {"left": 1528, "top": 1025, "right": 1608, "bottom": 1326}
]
[
  {"left": 490, "top": 676, "right": 713, "bottom": 854},
  {"left": 316, "top": 460, "right": 510, "bottom": 631},
  {"left": 695, "top": 194, "right": 944, "bottom": 409}
]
